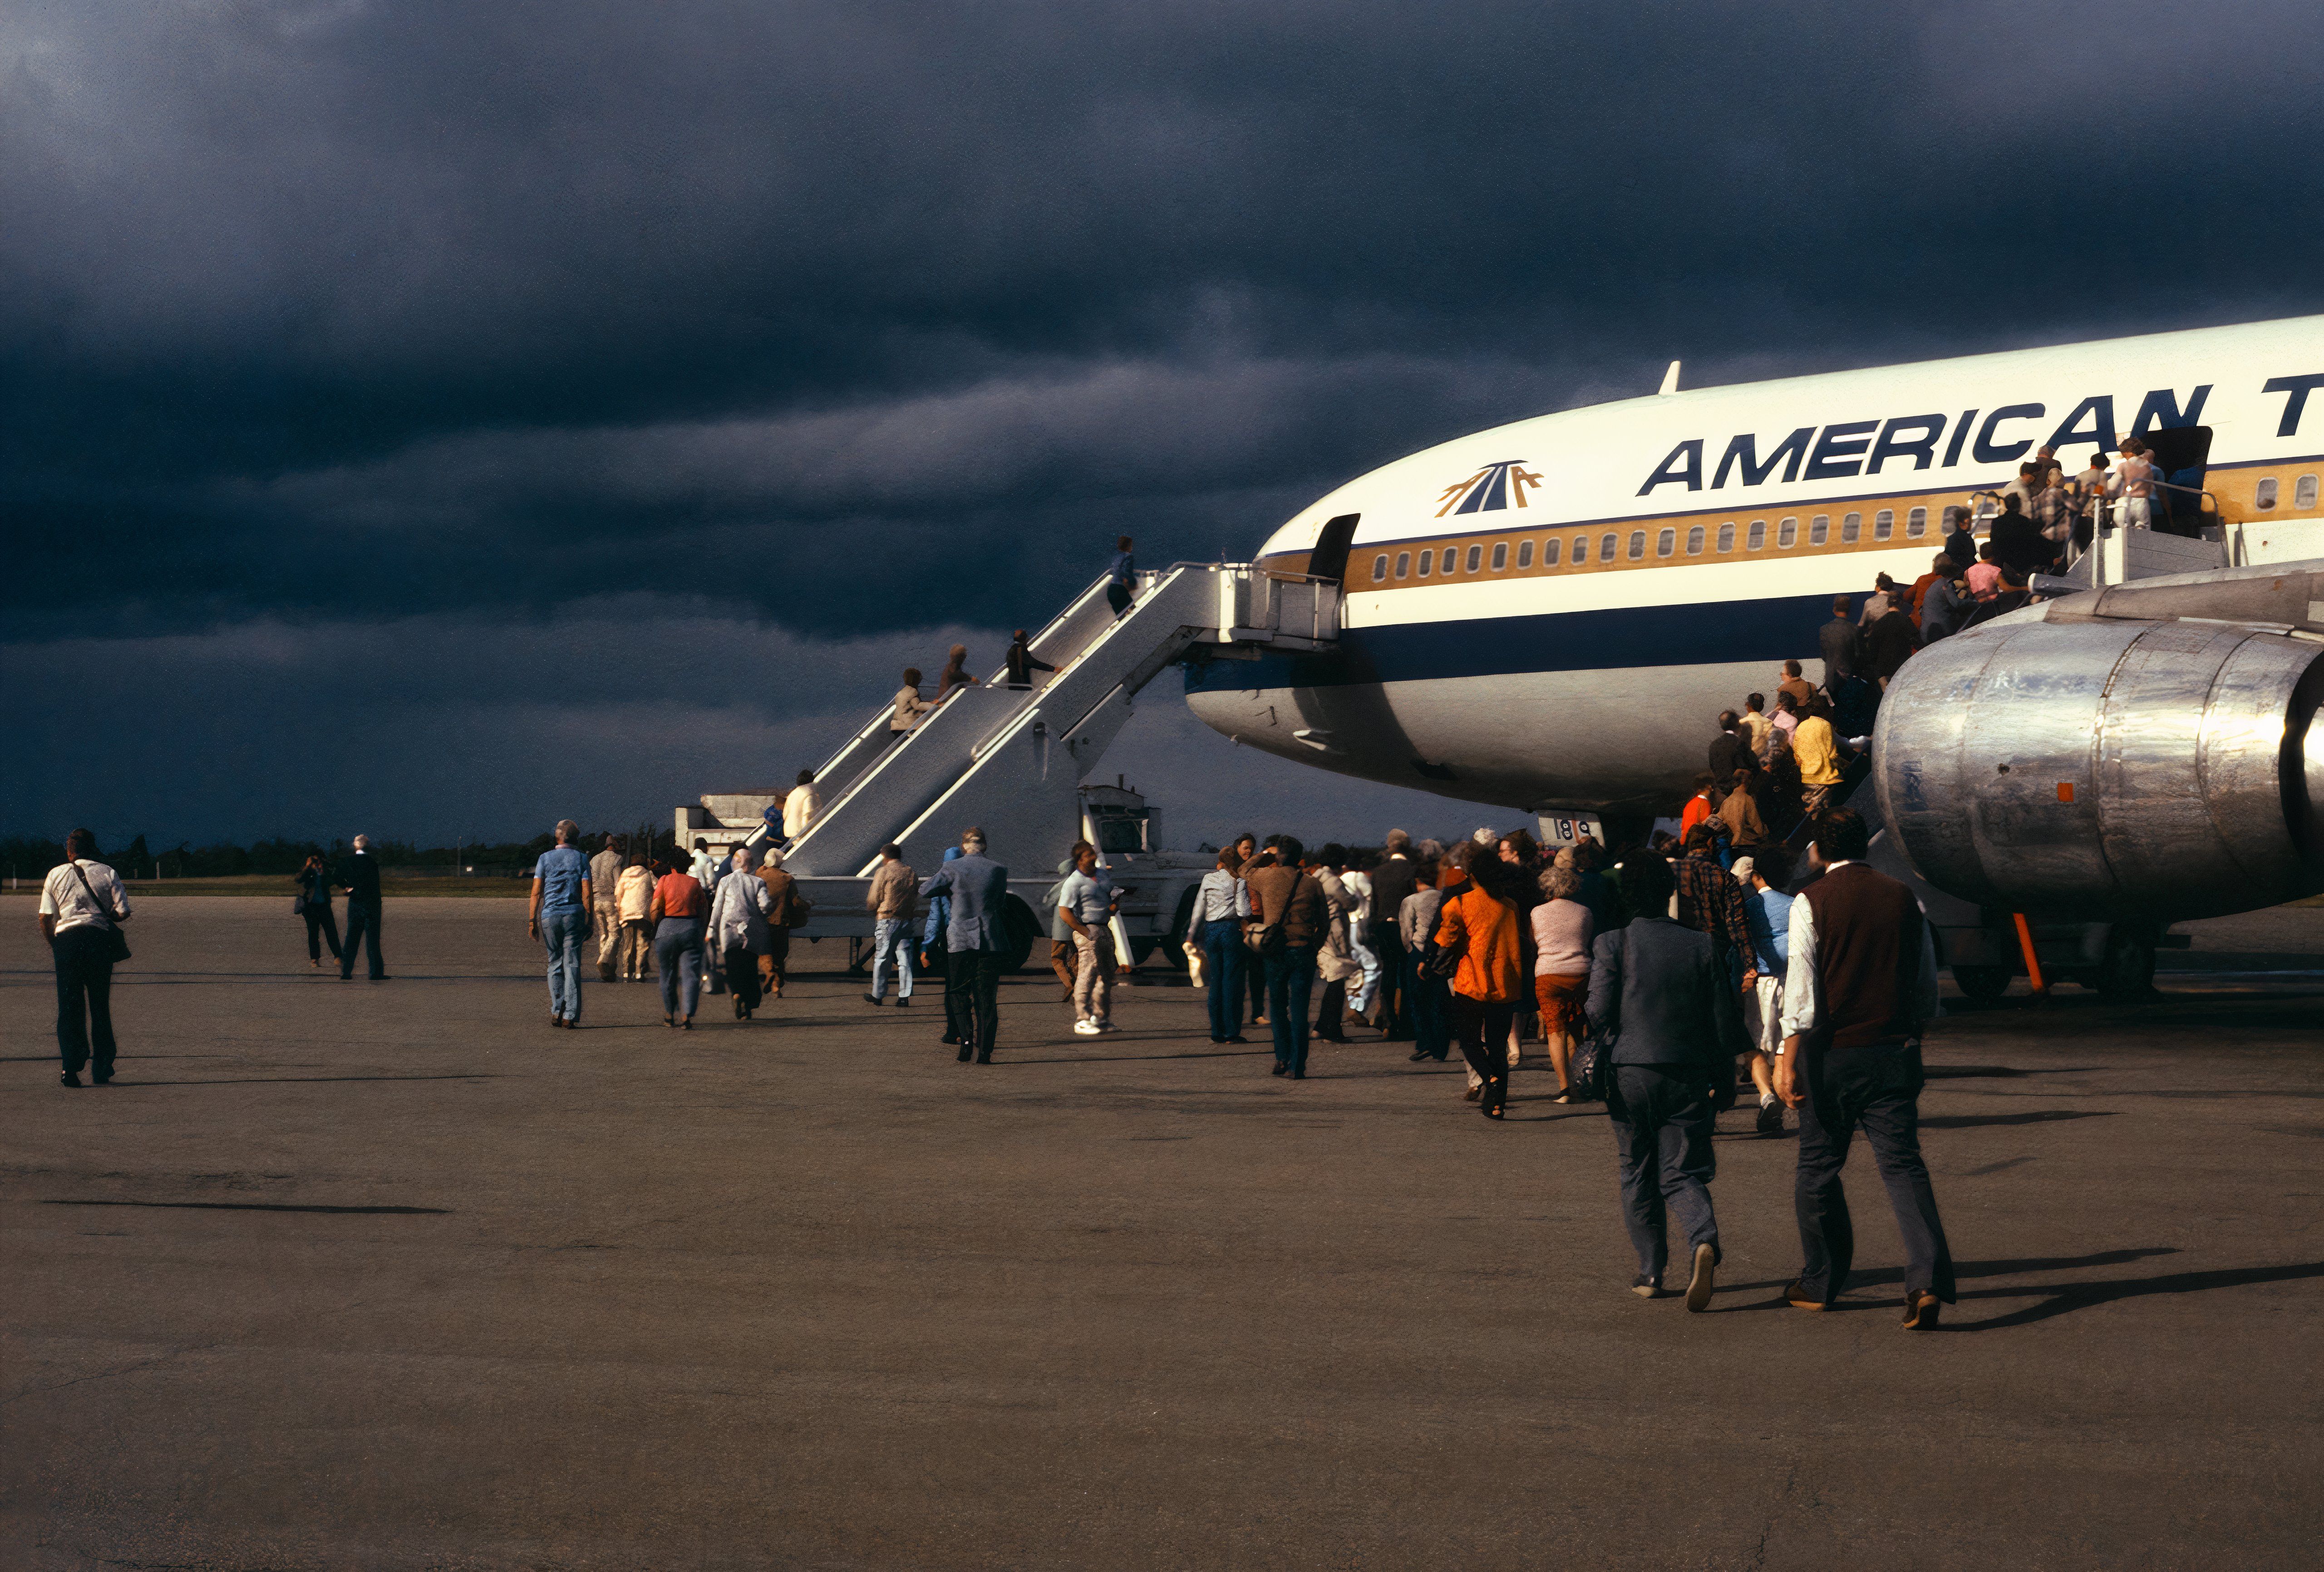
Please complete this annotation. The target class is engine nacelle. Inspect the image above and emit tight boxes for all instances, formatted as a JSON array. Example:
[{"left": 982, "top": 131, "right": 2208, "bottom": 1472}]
[{"left": 1876, "top": 612, "right": 2324, "bottom": 922}]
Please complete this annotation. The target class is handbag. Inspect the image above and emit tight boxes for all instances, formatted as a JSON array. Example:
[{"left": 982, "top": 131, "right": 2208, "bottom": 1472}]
[
  {"left": 1423, "top": 897, "right": 1465, "bottom": 981},
  {"left": 1567, "top": 928, "right": 1631, "bottom": 1104},
  {"left": 70, "top": 863, "right": 132, "bottom": 963},
  {"left": 1245, "top": 870, "right": 1312, "bottom": 957}
]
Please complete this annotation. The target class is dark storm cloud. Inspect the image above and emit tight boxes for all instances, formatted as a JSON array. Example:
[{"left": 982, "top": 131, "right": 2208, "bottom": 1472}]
[{"left": 5, "top": 1, "right": 2322, "bottom": 836}]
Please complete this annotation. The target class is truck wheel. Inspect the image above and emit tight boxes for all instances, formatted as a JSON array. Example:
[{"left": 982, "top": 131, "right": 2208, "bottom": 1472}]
[
  {"left": 1952, "top": 964, "right": 2011, "bottom": 1001},
  {"left": 999, "top": 893, "right": 1042, "bottom": 972},
  {"left": 1164, "top": 886, "right": 1200, "bottom": 969},
  {"left": 2094, "top": 928, "right": 2157, "bottom": 1000}
]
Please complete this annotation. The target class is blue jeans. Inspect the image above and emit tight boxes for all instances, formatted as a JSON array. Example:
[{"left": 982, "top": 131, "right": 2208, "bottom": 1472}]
[
  {"left": 541, "top": 908, "right": 586, "bottom": 1020},
  {"left": 1201, "top": 923, "right": 1244, "bottom": 1040},
  {"left": 871, "top": 917, "right": 915, "bottom": 999},
  {"left": 1264, "top": 946, "right": 1318, "bottom": 1074},
  {"left": 654, "top": 918, "right": 704, "bottom": 1020}
]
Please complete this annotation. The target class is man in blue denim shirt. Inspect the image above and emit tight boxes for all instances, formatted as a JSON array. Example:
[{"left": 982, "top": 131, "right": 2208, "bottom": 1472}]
[{"left": 529, "top": 819, "right": 594, "bottom": 1029}]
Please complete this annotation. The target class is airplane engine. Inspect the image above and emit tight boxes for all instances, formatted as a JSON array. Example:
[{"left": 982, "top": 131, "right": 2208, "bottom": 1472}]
[{"left": 1876, "top": 613, "right": 2324, "bottom": 922}]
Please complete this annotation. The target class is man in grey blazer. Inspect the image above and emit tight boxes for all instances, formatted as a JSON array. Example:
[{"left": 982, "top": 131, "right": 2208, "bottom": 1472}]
[
  {"left": 918, "top": 827, "right": 1013, "bottom": 1063},
  {"left": 1587, "top": 853, "right": 1749, "bottom": 1311}
]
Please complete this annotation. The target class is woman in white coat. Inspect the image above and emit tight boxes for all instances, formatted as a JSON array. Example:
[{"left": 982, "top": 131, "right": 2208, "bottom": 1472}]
[{"left": 709, "top": 846, "right": 777, "bottom": 1020}]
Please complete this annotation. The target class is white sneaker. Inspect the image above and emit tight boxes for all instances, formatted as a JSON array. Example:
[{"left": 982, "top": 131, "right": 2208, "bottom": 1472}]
[{"left": 1072, "top": 1019, "right": 1103, "bottom": 1036}]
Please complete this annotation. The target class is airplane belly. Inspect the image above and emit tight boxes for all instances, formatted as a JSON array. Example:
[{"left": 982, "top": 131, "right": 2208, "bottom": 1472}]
[{"left": 1185, "top": 661, "right": 1771, "bottom": 813}]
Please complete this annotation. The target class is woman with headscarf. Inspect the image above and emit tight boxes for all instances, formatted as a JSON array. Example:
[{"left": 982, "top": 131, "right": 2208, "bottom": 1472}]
[{"left": 1434, "top": 848, "right": 1527, "bottom": 1119}]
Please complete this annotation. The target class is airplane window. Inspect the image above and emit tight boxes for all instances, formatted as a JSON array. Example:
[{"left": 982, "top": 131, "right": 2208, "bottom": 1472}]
[
  {"left": 1810, "top": 515, "right": 1831, "bottom": 545},
  {"left": 1716, "top": 522, "right": 1735, "bottom": 552},
  {"left": 1627, "top": 531, "right": 1646, "bottom": 561},
  {"left": 1874, "top": 509, "right": 1895, "bottom": 540},
  {"left": 1777, "top": 517, "right": 1798, "bottom": 548},
  {"left": 1542, "top": 538, "right": 1561, "bottom": 565},
  {"left": 1491, "top": 542, "right": 1508, "bottom": 571},
  {"left": 1747, "top": 520, "right": 1766, "bottom": 551},
  {"left": 1516, "top": 540, "right": 1533, "bottom": 568},
  {"left": 1571, "top": 536, "right": 1587, "bottom": 564},
  {"left": 1465, "top": 544, "right": 1483, "bottom": 572},
  {"left": 1599, "top": 532, "right": 1617, "bottom": 562},
  {"left": 1657, "top": 528, "right": 1676, "bottom": 557},
  {"left": 1841, "top": 512, "right": 1861, "bottom": 544},
  {"left": 1371, "top": 554, "right": 1389, "bottom": 583},
  {"left": 2298, "top": 474, "right": 2319, "bottom": 510},
  {"left": 1686, "top": 526, "right": 1704, "bottom": 555},
  {"left": 2256, "top": 477, "right": 2279, "bottom": 510},
  {"left": 1394, "top": 552, "right": 1411, "bottom": 579},
  {"left": 1416, "top": 550, "right": 1432, "bottom": 577},
  {"left": 1442, "top": 547, "right": 1458, "bottom": 574},
  {"left": 1906, "top": 506, "right": 1927, "bottom": 537}
]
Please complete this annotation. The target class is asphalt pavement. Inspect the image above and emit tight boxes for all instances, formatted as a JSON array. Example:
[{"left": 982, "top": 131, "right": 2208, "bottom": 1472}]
[{"left": 4, "top": 897, "right": 2320, "bottom": 1569}]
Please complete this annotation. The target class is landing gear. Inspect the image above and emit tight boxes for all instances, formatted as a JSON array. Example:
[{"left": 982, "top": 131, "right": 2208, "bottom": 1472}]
[
  {"left": 2093, "top": 926, "right": 2157, "bottom": 1001},
  {"left": 1951, "top": 964, "right": 2012, "bottom": 1001}
]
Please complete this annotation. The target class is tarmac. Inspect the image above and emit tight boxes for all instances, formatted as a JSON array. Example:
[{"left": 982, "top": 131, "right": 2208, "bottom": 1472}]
[{"left": 3, "top": 896, "right": 2321, "bottom": 1570}]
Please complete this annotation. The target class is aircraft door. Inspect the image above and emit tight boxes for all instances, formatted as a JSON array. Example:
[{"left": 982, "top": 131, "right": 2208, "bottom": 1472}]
[
  {"left": 1304, "top": 513, "right": 1361, "bottom": 583},
  {"left": 2139, "top": 424, "right": 2211, "bottom": 537}
]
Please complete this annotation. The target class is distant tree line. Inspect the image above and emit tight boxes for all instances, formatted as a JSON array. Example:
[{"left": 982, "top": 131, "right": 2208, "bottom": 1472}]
[{"left": 1, "top": 825, "right": 681, "bottom": 881}]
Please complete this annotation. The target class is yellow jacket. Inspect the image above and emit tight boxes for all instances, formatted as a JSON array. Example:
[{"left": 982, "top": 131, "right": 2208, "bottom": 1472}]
[{"left": 1793, "top": 715, "right": 1843, "bottom": 786}]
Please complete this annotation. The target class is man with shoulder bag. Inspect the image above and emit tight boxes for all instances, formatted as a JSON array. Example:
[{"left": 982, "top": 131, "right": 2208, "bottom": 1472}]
[
  {"left": 39, "top": 829, "right": 133, "bottom": 1087},
  {"left": 1242, "top": 835, "right": 1327, "bottom": 1079}
]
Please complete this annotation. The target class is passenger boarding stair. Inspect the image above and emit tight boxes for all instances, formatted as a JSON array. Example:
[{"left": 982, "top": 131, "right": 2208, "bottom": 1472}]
[{"left": 764, "top": 565, "right": 1339, "bottom": 878}]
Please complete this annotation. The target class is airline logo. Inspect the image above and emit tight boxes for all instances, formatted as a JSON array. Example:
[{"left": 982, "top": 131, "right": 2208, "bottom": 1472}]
[
  {"left": 1635, "top": 384, "right": 2240, "bottom": 496},
  {"left": 1435, "top": 459, "right": 1543, "bottom": 516}
]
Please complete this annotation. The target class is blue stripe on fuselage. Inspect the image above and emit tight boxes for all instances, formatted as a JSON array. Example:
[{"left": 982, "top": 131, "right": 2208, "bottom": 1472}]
[{"left": 1184, "top": 591, "right": 1841, "bottom": 692}]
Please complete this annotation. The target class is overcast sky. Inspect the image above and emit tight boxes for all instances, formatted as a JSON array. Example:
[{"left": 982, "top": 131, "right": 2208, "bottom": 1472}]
[{"left": 7, "top": 1, "right": 2322, "bottom": 851}]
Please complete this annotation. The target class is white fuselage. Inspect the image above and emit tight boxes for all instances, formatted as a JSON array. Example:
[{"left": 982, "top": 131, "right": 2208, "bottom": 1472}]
[{"left": 1184, "top": 316, "right": 2324, "bottom": 814}]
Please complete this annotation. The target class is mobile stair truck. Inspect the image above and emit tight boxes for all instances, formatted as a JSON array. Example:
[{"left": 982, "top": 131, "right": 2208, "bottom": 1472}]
[{"left": 676, "top": 562, "right": 1340, "bottom": 972}]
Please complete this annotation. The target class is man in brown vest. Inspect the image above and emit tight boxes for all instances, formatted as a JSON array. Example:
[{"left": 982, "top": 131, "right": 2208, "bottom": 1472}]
[{"left": 1774, "top": 808, "right": 1954, "bottom": 1330}]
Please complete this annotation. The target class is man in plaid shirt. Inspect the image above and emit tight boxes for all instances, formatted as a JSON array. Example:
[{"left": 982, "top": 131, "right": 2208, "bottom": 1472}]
[
  {"left": 2029, "top": 467, "right": 2074, "bottom": 569},
  {"left": 1671, "top": 823, "right": 1762, "bottom": 986}
]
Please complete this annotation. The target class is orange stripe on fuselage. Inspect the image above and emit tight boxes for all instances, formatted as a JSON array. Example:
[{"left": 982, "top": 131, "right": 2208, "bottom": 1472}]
[{"left": 1263, "top": 455, "right": 2319, "bottom": 586}]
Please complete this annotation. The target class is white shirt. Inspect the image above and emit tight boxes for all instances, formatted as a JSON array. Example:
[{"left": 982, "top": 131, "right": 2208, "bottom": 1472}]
[
  {"left": 1342, "top": 868, "right": 1374, "bottom": 926},
  {"left": 1190, "top": 868, "right": 1251, "bottom": 933},
  {"left": 40, "top": 859, "right": 131, "bottom": 935},
  {"left": 1777, "top": 861, "right": 1942, "bottom": 1041},
  {"left": 783, "top": 782, "right": 822, "bottom": 838}
]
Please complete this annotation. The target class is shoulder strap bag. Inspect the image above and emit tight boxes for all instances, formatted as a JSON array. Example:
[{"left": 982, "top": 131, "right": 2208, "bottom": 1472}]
[
  {"left": 1422, "top": 892, "right": 1467, "bottom": 981},
  {"left": 70, "top": 863, "right": 132, "bottom": 963}
]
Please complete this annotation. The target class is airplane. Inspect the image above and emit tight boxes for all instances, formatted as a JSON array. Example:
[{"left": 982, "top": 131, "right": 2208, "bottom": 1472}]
[
  {"left": 1183, "top": 314, "right": 2324, "bottom": 983},
  {"left": 694, "top": 317, "right": 2322, "bottom": 992},
  {"left": 1187, "top": 315, "right": 2322, "bottom": 816}
]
